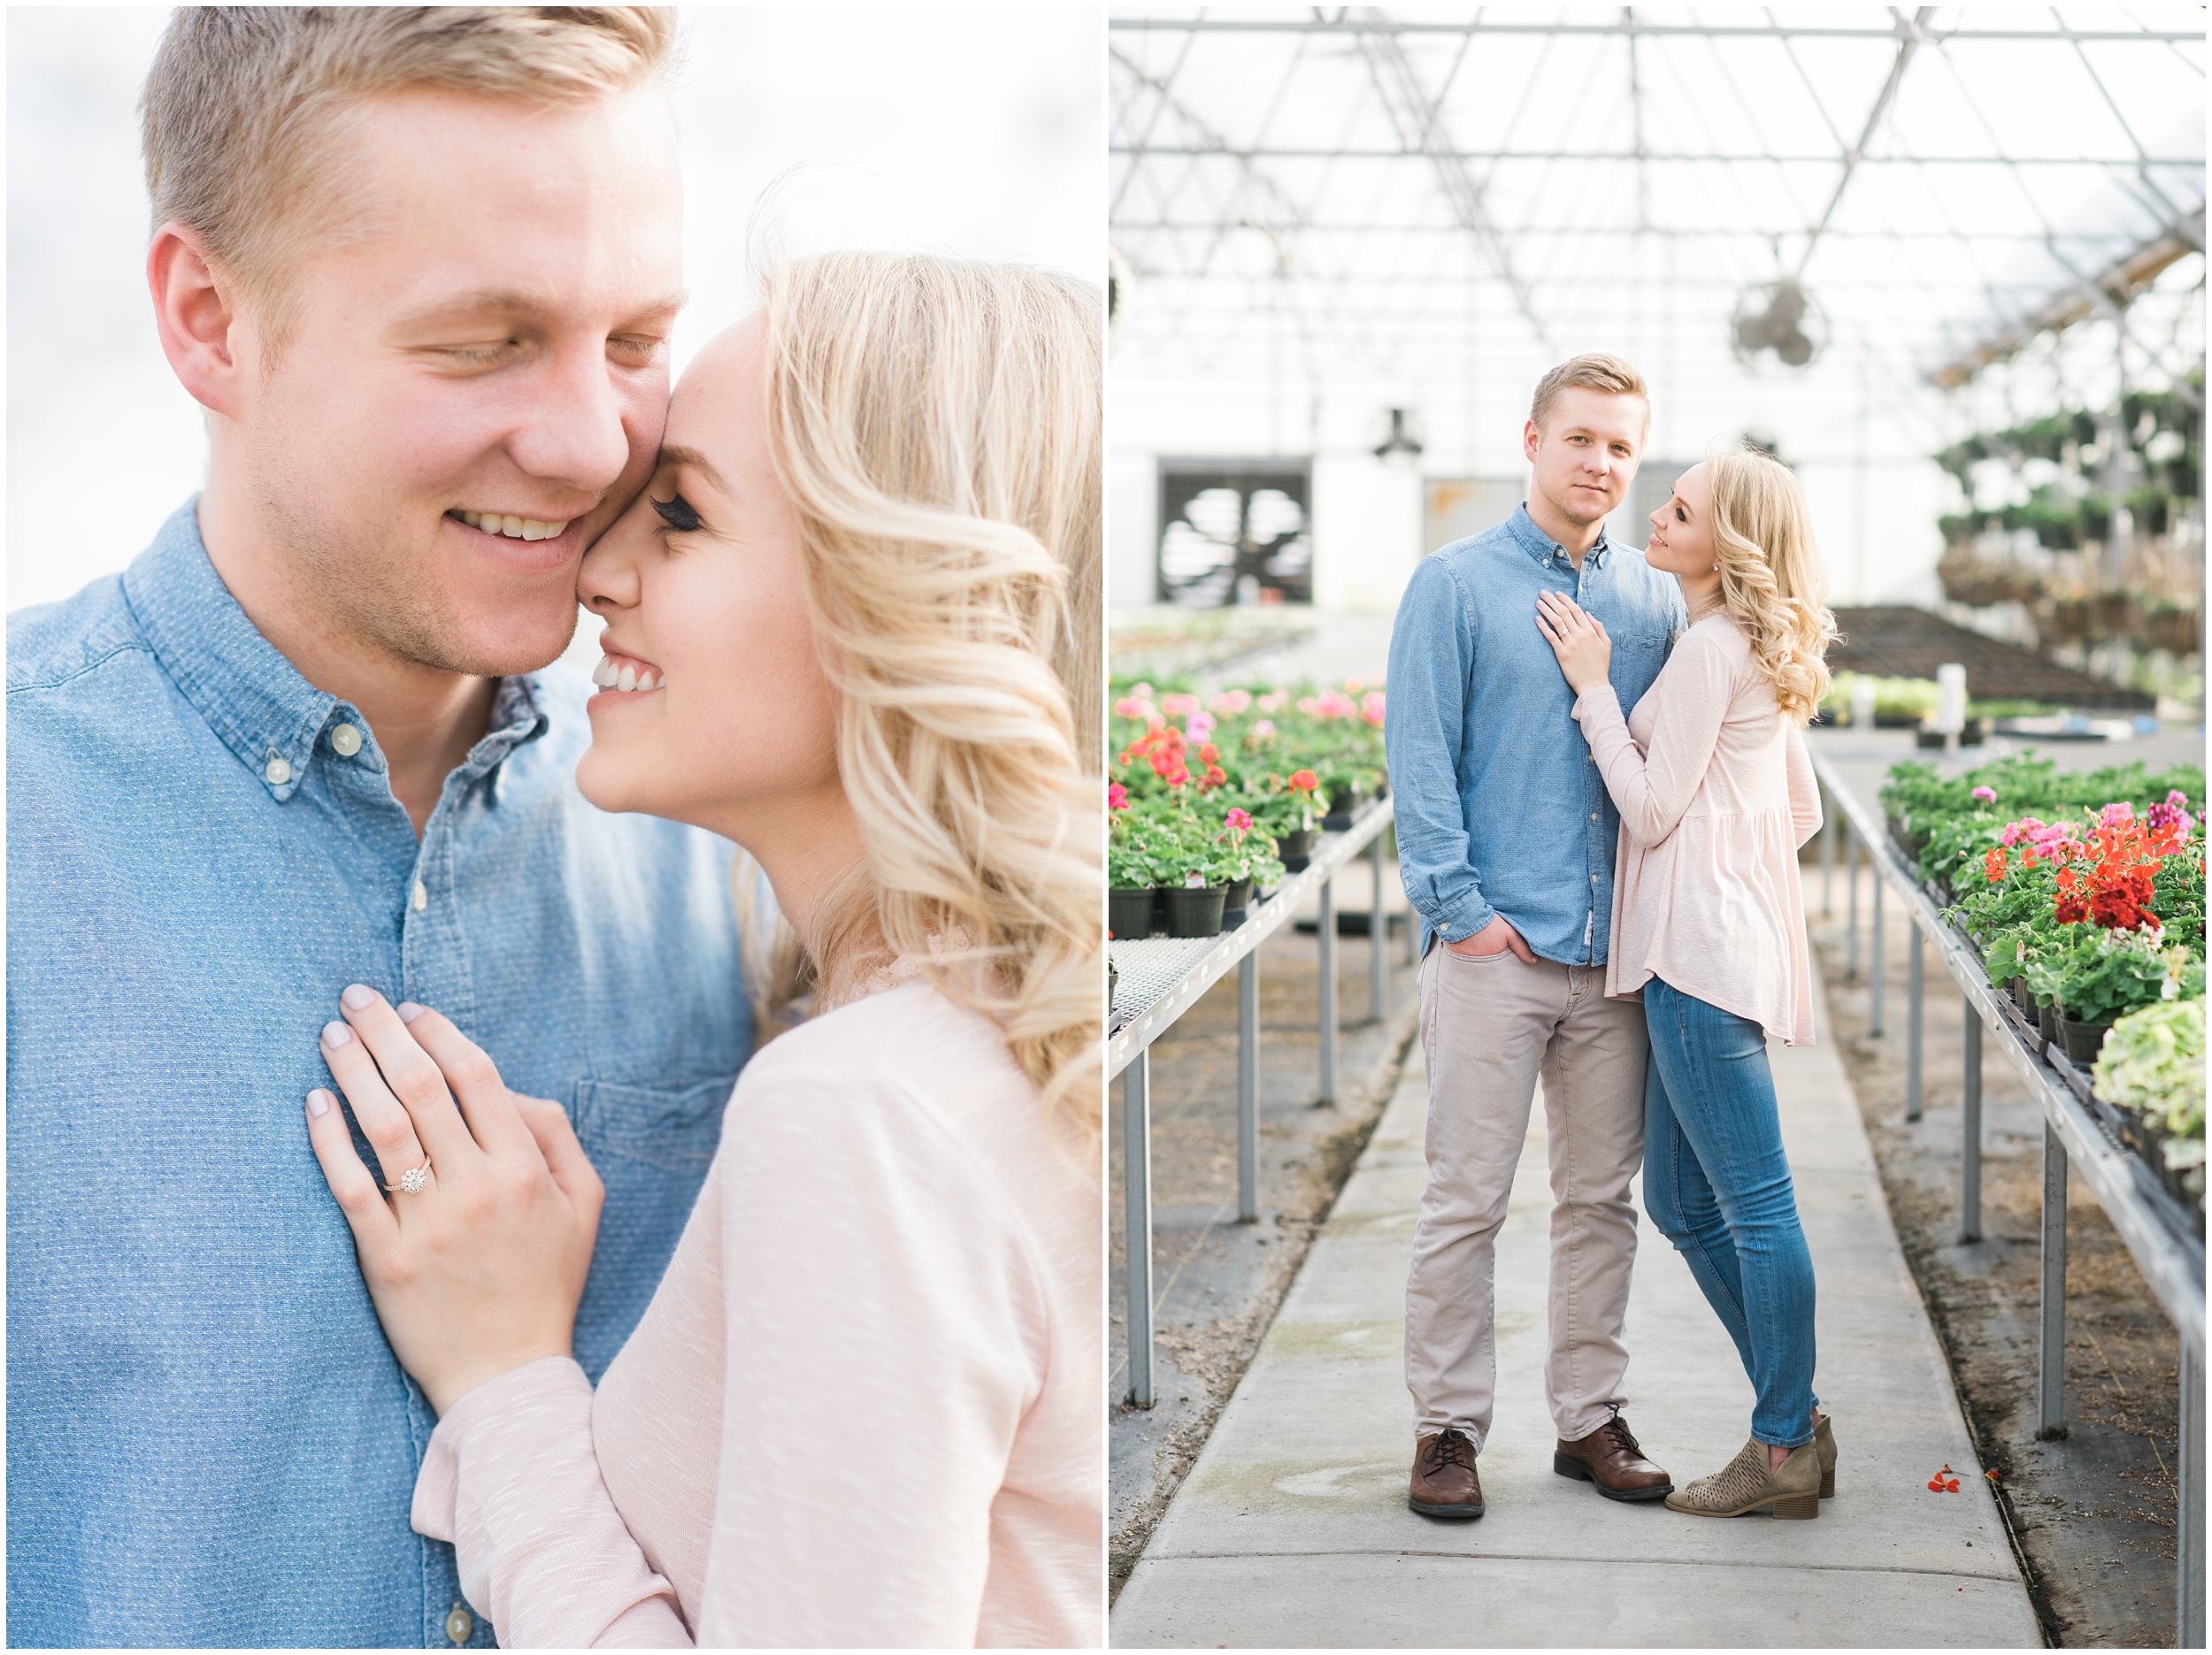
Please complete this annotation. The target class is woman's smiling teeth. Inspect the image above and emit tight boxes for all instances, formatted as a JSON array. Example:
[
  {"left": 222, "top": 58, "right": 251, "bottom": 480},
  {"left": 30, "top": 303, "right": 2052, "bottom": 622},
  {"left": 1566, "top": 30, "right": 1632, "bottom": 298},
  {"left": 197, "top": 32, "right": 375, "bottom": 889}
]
[
  {"left": 592, "top": 655, "right": 664, "bottom": 693},
  {"left": 455, "top": 510, "right": 570, "bottom": 541}
]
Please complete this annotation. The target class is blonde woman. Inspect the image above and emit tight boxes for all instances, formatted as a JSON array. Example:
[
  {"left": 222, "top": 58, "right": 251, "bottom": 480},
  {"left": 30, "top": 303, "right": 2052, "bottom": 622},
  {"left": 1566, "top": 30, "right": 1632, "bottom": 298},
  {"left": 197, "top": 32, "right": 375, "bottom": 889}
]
[
  {"left": 1533, "top": 444, "right": 1836, "bottom": 1522},
  {"left": 294, "top": 254, "right": 1102, "bottom": 1645}
]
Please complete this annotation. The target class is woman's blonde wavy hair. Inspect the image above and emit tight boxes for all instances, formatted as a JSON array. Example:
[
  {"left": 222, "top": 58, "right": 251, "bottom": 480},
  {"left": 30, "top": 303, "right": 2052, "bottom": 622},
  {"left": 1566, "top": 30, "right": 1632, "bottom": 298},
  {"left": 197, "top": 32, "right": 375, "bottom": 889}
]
[
  {"left": 730, "top": 251, "right": 1103, "bottom": 1145},
  {"left": 1706, "top": 444, "right": 1839, "bottom": 726}
]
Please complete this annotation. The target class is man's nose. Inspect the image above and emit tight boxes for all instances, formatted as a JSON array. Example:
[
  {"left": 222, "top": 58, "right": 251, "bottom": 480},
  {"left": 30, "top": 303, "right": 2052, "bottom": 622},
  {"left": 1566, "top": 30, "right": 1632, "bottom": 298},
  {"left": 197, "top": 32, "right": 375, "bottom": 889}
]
[{"left": 510, "top": 341, "right": 635, "bottom": 493}]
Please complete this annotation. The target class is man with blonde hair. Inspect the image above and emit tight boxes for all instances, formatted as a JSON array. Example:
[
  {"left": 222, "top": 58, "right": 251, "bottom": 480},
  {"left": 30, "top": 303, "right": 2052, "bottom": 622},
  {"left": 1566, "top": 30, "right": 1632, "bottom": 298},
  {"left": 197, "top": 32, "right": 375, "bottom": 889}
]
[
  {"left": 8, "top": 11, "right": 751, "bottom": 1644},
  {"left": 1385, "top": 354, "right": 1687, "bottom": 1521}
]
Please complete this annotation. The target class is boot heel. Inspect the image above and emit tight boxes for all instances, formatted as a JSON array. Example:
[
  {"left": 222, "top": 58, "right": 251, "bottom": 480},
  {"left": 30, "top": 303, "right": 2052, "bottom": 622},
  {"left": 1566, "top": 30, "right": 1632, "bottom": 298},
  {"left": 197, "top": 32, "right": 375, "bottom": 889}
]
[
  {"left": 1819, "top": 1468, "right": 1834, "bottom": 1499},
  {"left": 1553, "top": 1452, "right": 1592, "bottom": 1483},
  {"left": 1772, "top": 1491, "right": 1819, "bottom": 1520}
]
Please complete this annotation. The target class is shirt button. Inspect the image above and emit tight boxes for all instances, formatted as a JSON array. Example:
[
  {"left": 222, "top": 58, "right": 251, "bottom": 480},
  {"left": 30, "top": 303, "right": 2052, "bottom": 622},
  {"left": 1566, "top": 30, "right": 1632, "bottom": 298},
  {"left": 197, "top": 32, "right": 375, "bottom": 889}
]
[
  {"left": 264, "top": 755, "right": 291, "bottom": 786},
  {"left": 330, "top": 723, "right": 363, "bottom": 757},
  {"left": 412, "top": 880, "right": 428, "bottom": 913},
  {"left": 1590, "top": 812, "right": 1600, "bottom": 822},
  {"left": 444, "top": 1603, "right": 474, "bottom": 1644}
]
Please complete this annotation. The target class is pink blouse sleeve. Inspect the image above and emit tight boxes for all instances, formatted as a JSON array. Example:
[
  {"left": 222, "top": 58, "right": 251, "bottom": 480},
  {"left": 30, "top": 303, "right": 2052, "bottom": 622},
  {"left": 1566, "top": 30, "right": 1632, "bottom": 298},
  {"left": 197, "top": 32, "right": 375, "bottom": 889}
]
[
  {"left": 1786, "top": 723, "right": 1824, "bottom": 848},
  {"left": 412, "top": 1357, "right": 692, "bottom": 1647},
  {"left": 694, "top": 1061, "right": 1047, "bottom": 1647},
  {"left": 1572, "top": 633, "right": 1733, "bottom": 849}
]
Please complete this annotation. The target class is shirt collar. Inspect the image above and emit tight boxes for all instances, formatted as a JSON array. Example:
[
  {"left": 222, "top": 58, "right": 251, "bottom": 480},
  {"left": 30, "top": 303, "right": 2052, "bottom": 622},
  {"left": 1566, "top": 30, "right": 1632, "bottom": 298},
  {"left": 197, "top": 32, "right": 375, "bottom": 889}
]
[
  {"left": 122, "top": 498, "right": 550, "bottom": 803},
  {"left": 1507, "top": 501, "right": 1613, "bottom": 571}
]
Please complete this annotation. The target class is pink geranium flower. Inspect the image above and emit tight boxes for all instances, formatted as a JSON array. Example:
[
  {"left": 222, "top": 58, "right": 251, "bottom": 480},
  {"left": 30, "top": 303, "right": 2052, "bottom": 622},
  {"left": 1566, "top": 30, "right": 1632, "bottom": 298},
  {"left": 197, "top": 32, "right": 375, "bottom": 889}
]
[
  {"left": 1108, "top": 782, "right": 1129, "bottom": 810},
  {"left": 1970, "top": 785, "right": 1996, "bottom": 804}
]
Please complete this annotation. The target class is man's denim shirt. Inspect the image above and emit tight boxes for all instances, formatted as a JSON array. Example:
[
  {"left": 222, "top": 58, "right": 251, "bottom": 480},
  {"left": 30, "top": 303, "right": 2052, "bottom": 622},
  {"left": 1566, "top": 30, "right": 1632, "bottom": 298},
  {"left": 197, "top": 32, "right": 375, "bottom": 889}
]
[
  {"left": 1386, "top": 503, "right": 1686, "bottom": 967},
  {"left": 6, "top": 502, "right": 754, "bottom": 1648}
]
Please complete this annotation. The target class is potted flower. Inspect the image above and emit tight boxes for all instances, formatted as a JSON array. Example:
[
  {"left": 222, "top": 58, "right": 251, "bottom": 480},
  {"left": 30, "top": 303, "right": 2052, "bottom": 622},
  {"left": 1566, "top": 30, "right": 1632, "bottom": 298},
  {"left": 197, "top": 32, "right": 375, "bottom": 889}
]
[
  {"left": 1160, "top": 816, "right": 1233, "bottom": 938},
  {"left": 1107, "top": 791, "right": 1161, "bottom": 940},
  {"left": 1270, "top": 770, "right": 1323, "bottom": 870},
  {"left": 2093, "top": 994, "right": 2205, "bottom": 1214}
]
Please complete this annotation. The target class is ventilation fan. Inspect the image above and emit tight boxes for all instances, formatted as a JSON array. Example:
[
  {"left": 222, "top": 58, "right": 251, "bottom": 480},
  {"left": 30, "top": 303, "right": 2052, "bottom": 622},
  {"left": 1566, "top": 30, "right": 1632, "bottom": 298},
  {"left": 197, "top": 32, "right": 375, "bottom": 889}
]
[{"left": 1730, "top": 280, "right": 1826, "bottom": 373}]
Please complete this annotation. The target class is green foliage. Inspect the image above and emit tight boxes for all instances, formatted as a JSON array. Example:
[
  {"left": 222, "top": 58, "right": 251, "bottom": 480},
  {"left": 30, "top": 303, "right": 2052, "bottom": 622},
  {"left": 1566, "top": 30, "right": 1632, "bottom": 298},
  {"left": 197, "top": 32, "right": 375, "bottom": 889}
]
[{"left": 2094, "top": 997, "right": 2207, "bottom": 1168}]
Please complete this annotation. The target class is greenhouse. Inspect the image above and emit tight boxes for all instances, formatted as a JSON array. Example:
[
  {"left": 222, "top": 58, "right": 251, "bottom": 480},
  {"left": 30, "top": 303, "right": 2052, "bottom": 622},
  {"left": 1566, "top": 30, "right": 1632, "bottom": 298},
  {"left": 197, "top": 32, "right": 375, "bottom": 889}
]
[{"left": 1107, "top": 9, "right": 2204, "bottom": 1649}]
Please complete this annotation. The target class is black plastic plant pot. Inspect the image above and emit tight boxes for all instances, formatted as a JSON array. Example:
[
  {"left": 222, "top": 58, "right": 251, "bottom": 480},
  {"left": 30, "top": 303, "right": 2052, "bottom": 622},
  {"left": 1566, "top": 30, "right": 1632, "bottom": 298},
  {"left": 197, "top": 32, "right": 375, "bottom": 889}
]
[
  {"left": 2037, "top": 999, "right": 2060, "bottom": 1045},
  {"left": 1221, "top": 878, "right": 1253, "bottom": 931},
  {"left": 1163, "top": 885, "right": 1227, "bottom": 939},
  {"left": 1278, "top": 828, "right": 1316, "bottom": 871},
  {"left": 2011, "top": 978, "right": 2035, "bottom": 1015},
  {"left": 2057, "top": 1013, "right": 2114, "bottom": 1068},
  {"left": 1322, "top": 786, "right": 1363, "bottom": 831},
  {"left": 1108, "top": 886, "right": 1155, "bottom": 941}
]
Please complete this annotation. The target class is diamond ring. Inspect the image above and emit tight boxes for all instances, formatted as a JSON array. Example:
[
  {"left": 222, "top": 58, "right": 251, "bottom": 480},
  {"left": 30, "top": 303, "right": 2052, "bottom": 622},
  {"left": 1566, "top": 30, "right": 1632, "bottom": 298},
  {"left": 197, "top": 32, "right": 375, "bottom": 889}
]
[{"left": 385, "top": 1159, "right": 433, "bottom": 1195}]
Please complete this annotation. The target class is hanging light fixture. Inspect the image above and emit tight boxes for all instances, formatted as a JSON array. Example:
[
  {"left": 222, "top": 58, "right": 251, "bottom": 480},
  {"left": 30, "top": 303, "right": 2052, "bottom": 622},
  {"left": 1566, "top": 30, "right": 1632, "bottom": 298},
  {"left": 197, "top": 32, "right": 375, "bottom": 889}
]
[
  {"left": 1373, "top": 407, "right": 1425, "bottom": 465},
  {"left": 1730, "top": 280, "right": 1827, "bottom": 373}
]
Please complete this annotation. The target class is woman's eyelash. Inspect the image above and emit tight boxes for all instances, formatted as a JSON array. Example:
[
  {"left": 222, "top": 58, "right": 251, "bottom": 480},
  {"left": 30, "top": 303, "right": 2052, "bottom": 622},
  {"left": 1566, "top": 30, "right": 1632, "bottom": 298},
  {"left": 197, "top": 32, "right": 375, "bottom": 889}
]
[{"left": 651, "top": 493, "right": 702, "bottom": 533}]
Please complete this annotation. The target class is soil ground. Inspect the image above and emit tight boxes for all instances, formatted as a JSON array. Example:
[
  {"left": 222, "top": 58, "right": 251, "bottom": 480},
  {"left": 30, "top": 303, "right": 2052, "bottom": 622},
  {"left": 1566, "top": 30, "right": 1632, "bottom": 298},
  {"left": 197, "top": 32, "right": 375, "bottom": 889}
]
[{"left": 1809, "top": 866, "right": 2185, "bottom": 1648}]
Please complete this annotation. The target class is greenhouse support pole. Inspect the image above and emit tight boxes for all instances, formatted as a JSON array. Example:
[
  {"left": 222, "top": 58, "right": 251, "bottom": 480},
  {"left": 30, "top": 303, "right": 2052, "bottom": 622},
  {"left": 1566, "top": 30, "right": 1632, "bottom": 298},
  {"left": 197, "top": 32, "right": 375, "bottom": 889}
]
[
  {"left": 2036, "top": 1122, "right": 2067, "bottom": 1438},
  {"left": 1869, "top": 870, "right": 1886, "bottom": 1038},
  {"left": 2182, "top": 1341, "right": 2204, "bottom": 1649},
  {"left": 1960, "top": 1014, "right": 1983, "bottom": 1244},
  {"left": 1822, "top": 791, "right": 1838, "bottom": 916},
  {"left": 1238, "top": 954, "right": 1259, "bottom": 1224},
  {"left": 1371, "top": 831, "right": 1388, "bottom": 1019},
  {"left": 1846, "top": 824, "right": 1861, "bottom": 981},
  {"left": 1124, "top": 1052, "right": 1155, "bottom": 1408},
  {"left": 1319, "top": 873, "right": 1338, "bottom": 1104},
  {"left": 1905, "top": 923, "right": 1925, "bottom": 1122}
]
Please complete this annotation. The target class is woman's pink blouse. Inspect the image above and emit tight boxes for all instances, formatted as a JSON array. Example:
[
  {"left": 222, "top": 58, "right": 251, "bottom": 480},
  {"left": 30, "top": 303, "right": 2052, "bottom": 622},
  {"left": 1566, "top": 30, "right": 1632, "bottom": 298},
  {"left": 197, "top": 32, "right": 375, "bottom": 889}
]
[
  {"left": 1571, "top": 613, "right": 1824, "bottom": 1046},
  {"left": 409, "top": 980, "right": 1103, "bottom": 1648}
]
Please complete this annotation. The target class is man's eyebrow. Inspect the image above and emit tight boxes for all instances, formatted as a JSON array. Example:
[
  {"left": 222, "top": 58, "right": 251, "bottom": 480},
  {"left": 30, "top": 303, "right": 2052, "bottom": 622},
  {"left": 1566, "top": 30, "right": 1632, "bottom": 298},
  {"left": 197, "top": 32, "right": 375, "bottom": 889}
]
[
  {"left": 389, "top": 287, "right": 688, "bottom": 330},
  {"left": 656, "top": 445, "right": 729, "bottom": 493}
]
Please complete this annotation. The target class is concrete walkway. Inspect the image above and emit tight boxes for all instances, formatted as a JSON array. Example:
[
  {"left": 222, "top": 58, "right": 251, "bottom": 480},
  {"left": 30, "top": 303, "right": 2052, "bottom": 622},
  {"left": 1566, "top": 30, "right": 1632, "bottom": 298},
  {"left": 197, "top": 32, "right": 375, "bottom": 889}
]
[{"left": 1110, "top": 954, "right": 2042, "bottom": 1648}]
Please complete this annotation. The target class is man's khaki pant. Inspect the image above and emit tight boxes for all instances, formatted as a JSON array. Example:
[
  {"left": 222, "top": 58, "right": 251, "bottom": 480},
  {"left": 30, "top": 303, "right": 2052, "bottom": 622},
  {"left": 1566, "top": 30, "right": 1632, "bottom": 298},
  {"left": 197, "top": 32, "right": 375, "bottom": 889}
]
[{"left": 1406, "top": 943, "right": 1650, "bottom": 1450}]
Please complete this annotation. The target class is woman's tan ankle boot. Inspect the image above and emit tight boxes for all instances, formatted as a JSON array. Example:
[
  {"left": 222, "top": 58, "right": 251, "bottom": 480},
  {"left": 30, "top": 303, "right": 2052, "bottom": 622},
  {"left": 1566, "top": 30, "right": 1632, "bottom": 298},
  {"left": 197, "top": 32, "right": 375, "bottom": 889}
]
[
  {"left": 1664, "top": 1437, "right": 1822, "bottom": 1520},
  {"left": 1815, "top": 1413, "right": 1835, "bottom": 1498}
]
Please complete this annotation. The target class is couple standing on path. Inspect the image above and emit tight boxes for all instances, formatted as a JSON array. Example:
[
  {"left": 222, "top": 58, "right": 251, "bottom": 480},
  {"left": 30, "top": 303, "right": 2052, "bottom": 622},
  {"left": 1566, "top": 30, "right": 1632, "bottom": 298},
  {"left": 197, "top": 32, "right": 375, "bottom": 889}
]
[{"left": 1385, "top": 354, "right": 1842, "bottom": 1526}]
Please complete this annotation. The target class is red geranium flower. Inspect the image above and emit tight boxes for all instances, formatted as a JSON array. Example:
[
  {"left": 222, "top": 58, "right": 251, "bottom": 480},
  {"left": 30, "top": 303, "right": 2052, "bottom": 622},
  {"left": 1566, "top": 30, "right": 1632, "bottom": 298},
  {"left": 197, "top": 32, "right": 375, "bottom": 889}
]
[{"left": 1288, "top": 769, "right": 1319, "bottom": 793}]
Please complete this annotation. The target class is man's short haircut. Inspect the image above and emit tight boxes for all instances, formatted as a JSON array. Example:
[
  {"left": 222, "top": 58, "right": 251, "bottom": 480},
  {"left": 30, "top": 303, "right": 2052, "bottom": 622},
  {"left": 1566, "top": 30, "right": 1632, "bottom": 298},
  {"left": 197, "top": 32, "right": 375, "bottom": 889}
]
[
  {"left": 141, "top": 7, "right": 677, "bottom": 350},
  {"left": 1529, "top": 352, "right": 1650, "bottom": 434}
]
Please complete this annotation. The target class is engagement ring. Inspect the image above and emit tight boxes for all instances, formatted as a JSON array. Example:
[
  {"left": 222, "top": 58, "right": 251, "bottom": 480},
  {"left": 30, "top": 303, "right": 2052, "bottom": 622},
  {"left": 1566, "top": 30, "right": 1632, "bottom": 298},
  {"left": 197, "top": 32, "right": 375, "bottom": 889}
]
[{"left": 386, "top": 1160, "right": 432, "bottom": 1195}]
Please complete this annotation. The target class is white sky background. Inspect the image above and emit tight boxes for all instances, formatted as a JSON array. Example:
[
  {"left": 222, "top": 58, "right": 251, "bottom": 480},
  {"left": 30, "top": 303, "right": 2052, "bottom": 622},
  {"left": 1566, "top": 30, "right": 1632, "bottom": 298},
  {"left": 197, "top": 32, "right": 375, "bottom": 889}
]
[
  {"left": 1107, "top": 6, "right": 2206, "bottom": 609},
  {"left": 7, "top": 6, "right": 1105, "bottom": 615}
]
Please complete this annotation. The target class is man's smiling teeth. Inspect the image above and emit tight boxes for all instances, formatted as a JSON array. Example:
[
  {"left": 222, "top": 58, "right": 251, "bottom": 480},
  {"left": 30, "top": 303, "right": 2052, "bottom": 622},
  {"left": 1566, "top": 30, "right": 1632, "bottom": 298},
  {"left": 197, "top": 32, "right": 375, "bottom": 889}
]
[
  {"left": 457, "top": 510, "right": 570, "bottom": 541},
  {"left": 592, "top": 656, "right": 664, "bottom": 693}
]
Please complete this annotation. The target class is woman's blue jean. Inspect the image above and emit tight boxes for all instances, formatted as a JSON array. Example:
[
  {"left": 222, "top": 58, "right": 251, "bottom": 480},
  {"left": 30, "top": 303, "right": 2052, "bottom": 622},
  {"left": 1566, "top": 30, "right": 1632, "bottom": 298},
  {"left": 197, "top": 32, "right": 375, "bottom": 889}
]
[{"left": 1642, "top": 976, "right": 1819, "bottom": 1447}]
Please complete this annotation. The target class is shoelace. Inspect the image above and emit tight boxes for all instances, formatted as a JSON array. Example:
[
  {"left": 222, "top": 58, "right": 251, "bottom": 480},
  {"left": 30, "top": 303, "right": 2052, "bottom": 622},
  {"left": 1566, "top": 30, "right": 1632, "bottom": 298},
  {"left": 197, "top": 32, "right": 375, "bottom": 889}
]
[
  {"left": 1424, "top": 1429, "right": 1475, "bottom": 1473},
  {"left": 1597, "top": 1411, "right": 1642, "bottom": 1458}
]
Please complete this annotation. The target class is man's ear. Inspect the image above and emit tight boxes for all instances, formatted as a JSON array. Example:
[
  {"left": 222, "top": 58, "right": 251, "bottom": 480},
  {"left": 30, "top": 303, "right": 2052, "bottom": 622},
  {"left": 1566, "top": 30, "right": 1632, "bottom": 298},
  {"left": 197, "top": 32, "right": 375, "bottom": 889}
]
[
  {"left": 148, "top": 223, "right": 250, "bottom": 419},
  {"left": 1521, "top": 418, "right": 1541, "bottom": 464}
]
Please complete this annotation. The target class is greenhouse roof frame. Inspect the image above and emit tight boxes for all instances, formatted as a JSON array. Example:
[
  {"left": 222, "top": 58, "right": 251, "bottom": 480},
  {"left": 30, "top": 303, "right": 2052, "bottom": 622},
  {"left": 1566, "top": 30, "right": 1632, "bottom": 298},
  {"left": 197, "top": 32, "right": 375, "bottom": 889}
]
[{"left": 1110, "top": 5, "right": 2207, "bottom": 403}]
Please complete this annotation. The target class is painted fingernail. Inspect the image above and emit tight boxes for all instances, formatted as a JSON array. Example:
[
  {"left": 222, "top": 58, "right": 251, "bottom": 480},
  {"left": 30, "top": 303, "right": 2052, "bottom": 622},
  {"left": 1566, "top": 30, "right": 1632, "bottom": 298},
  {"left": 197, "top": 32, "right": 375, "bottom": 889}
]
[
  {"left": 322, "top": 1021, "right": 354, "bottom": 1048},
  {"left": 307, "top": 1089, "right": 333, "bottom": 1118},
  {"left": 396, "top": 1001, "right": 427, "bottom": 1024},
  {"left": 342, "top": 984, "right": 376, "bottom": 1010}
]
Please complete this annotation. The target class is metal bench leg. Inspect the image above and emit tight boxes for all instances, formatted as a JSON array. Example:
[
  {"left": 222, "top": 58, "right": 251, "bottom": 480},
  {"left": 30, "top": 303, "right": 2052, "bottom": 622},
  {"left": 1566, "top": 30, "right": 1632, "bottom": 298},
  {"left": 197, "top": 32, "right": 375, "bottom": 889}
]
[
  {"left": 1371, "top": 831, "right": 1387, "bottom": 1020},
  {"left": 1239, "top": 953, "right": 1258, "bottom": 1223},
  {"left": 1124, "top": 1052, "right": 1155, "bottom": 1407},
  {"left": 1319, "top": 874, "right": 1337, "bottom": 1104},
  {"left": 2036, "top": 1122, "right": 2067, "bottom": 1438},
  {"left": 2183, "top": 1340, "right": 2205, "bottom": 1647},
  {"left": 1905, "top": 923, "right": 1925, "bottom": 1122},
  {"left": 1846, "top": 823, "right": 1861, "bottom": 982},
  {"left": 1870, "top": 867, "right": 1886, "bottom": 1038},
  {"left": 1822, "top": 793, "right": 1838, "bottom": 916},
  {"left": 1961, "top": 1014, "right": 1983, "bottom": 1243}
]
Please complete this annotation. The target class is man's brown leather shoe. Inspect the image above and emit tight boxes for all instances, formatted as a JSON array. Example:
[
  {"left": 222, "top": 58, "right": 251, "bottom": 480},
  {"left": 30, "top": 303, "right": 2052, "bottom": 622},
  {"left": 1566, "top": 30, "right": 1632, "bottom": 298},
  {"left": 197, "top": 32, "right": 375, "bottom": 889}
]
[
  {"left": 1554, "top": 1410, "right": 1673, "bottom": 1501},
  {"left": 1409, "top": 1428, "right": 1485, "bottom": 1517}
]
